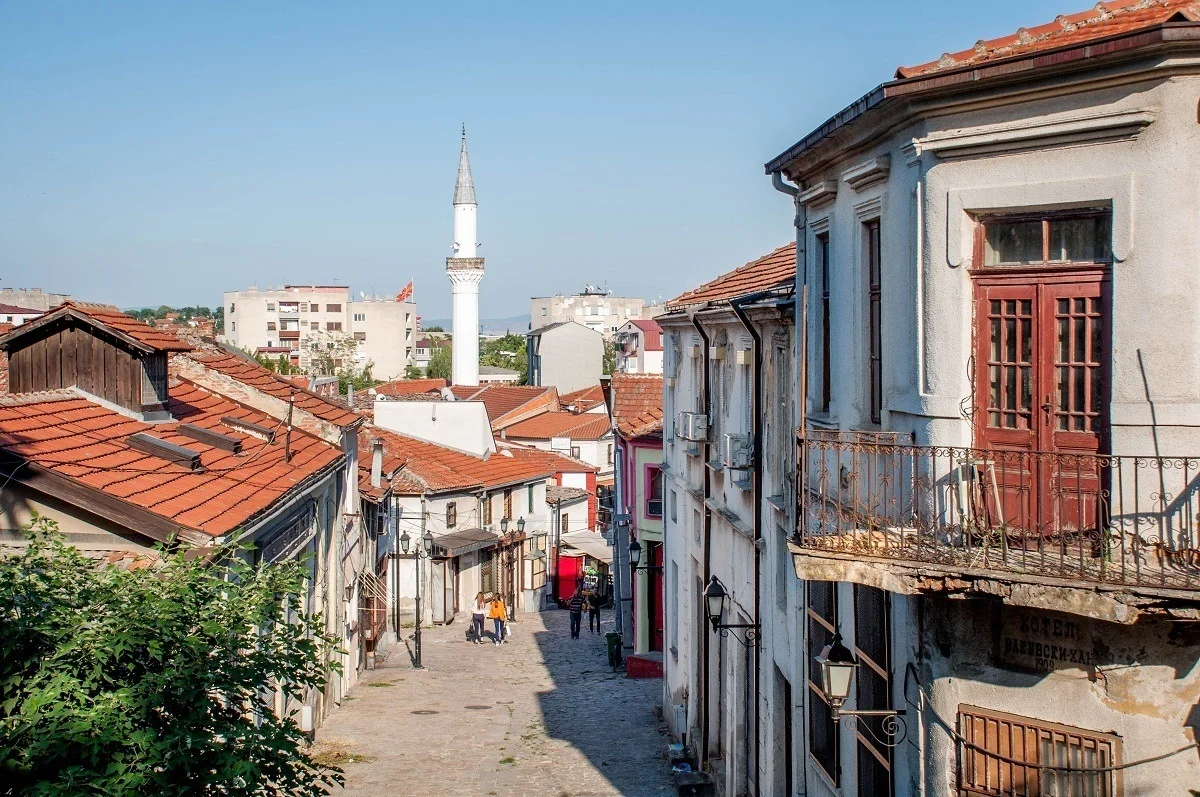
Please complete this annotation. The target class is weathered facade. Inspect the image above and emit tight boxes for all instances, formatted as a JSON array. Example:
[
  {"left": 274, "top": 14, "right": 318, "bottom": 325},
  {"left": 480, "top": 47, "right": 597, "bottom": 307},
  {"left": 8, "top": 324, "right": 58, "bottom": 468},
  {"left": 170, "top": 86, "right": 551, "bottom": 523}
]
[{"left": 767, "top": 2, "right": 1200, "bottom": 794}]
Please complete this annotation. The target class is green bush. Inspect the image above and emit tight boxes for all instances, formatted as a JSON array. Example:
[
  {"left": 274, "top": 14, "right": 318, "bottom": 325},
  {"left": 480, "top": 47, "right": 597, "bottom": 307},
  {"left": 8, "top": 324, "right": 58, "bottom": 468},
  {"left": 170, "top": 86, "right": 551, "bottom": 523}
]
[{"left": 0, "top": 516, "right": 344, "bottom": 795}]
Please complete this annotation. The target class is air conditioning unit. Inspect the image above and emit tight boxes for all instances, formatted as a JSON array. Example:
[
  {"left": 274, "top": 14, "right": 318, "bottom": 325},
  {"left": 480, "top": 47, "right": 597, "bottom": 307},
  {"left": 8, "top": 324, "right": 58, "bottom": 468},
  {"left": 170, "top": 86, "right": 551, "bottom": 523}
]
[
  {"left": 708, "top": 346, "right": 725, "bottom": 361},
  {"left": 678, "top": 411, "right": 708, "bottom": 442},
  {"left": 722, "top": 433, "right": 752, "bottom": 470},
  {"left": 647, "top": 498, "right": 664, "bottom": 517},
  {"left": 735, "top": 348, "right": 752, "bottom": 366}
]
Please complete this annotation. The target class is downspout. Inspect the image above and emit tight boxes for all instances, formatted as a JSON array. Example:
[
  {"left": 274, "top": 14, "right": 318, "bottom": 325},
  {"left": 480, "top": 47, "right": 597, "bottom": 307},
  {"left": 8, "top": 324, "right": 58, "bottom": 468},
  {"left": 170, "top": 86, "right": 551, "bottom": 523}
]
[
  {"left": 689, "top": 311, "right": 713, "bottom": 768},
  {"left": 729, "top": 295, "right": 763, "bottom": 797},
  {"left": 772, "top": 170, "right": 808, "bottom": 796}
]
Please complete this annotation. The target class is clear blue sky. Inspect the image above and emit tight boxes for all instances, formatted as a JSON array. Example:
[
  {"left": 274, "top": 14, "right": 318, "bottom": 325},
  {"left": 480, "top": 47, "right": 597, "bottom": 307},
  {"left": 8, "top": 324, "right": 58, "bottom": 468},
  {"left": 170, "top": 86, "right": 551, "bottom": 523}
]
[{"left": 1, "top": 0, "right": 1067, "bottom": 318}]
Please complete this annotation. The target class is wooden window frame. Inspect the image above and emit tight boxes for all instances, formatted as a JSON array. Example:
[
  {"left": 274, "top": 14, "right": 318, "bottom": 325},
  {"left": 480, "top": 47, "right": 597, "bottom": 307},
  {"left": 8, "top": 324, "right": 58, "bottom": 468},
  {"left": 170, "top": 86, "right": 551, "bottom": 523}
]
[
  {"left": 865, "top": 219, "right": 883, "bottom": 425},
  {"left": 957, "top": 704, "right": 1122, "bottom": 797},
  {"left": 817, "top": 232, "right": 832, "bottom": 413},
  {"left": 806, "top": 581, "right": 840, "bottom": 785},
  {"left": 972, "top": 210, "right": 1112, "bottom": 272},
  {"left": 446, "top": 502, "right": 457, "bottom": 529}
]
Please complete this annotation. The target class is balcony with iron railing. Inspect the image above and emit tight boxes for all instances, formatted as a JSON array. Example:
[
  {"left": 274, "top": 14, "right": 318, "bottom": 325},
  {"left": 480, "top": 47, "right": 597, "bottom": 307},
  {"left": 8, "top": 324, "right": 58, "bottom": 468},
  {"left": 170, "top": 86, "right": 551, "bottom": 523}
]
[{"left": 793, "top": 430, "right": 1200, "bottom": 600}]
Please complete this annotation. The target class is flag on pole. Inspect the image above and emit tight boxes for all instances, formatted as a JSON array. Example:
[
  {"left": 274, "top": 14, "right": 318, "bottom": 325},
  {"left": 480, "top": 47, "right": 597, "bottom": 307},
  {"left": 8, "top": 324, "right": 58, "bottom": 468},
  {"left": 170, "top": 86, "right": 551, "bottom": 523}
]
[{"left": 396, "top": 281, "right": 414, "bottom": 302}]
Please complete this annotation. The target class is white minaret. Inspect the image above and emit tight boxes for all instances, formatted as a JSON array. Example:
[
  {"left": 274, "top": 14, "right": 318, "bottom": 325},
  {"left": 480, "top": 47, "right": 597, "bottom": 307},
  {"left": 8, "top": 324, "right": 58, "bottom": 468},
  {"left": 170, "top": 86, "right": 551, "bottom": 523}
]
[{"left": 447, "top": 128, "right": 483, "bottom": 387}]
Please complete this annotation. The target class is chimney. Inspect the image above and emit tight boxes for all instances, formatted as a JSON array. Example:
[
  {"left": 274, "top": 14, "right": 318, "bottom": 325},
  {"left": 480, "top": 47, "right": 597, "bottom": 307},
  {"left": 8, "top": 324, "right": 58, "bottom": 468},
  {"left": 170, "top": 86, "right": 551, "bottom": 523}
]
[
  {"left": 347, "top": 384, "right": 355, "bottom": 407},
  {"left": 370, "top": 439, "right": 384, "bottom": 489}
]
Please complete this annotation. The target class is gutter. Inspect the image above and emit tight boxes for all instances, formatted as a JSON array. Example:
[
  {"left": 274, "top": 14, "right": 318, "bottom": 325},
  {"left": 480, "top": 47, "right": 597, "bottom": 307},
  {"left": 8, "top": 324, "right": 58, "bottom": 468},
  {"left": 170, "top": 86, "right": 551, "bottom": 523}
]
[
  {"left": 728, "top": 295, "right": 764, "bottom": 797},
  {"left": 688, "top": 311, "right": 714, "bottom": 768}
]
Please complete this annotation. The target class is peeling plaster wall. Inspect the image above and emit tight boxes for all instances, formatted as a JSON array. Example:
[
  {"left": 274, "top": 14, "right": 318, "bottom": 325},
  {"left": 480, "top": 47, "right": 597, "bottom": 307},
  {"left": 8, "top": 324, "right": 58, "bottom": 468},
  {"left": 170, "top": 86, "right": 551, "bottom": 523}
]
[{"left": 921, "top": 597, "right": 1200, "bottom": 795}]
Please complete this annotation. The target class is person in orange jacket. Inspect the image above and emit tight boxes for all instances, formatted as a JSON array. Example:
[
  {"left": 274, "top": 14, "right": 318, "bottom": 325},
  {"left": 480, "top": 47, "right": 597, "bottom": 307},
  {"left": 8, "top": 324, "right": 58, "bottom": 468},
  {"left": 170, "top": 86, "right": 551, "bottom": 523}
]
[{"left": 487, "top": 594, "right": 508, "bottom": 645}]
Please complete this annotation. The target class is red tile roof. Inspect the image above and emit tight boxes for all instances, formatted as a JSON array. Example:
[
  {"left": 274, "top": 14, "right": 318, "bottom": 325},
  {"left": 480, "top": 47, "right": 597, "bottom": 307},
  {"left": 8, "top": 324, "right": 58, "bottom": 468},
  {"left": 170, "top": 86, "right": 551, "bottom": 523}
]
[
  {"left": 448, "top": 384, "right": 560, "bottom": 428},
  {"left": 0, "top": 383, "right": 342, "bottom": 538},
  {"left": 667, "top": 243, "right": 795, "bottom": 310},
  {"left": 354, "top": 425, "right": 556, "bottom": 494},
  {"left": 357, "top": 429, "right": 425, "bottom": 501},
  {"left": 610, "top": 372, "right": 664, "bottom": 439},
  {"left": 181, "top": 348, "right": 361, "bottom": 427},
  {"left": 61, "top": 302, "right": 193, "bottom": 351},
  {"left": 375, "top": 377, "right": 447, "bottom": 397},
  {"left": 897, "top": 0, "right": 1200, "bottom": 78},
  {"left": 496, "top": 442, "right": 598, "bottom": 474},
  {"left": 0, "top": 304, "right": 40, "bottom": 315},
  {"left": 629, "top": 319, "right": 664, "bottom": 351},
  {"left": 559, "top": 385, "right": 606, "bottom": 412},
  {"left": 502, "top": 412, "right": 613, "bottom": 441}
]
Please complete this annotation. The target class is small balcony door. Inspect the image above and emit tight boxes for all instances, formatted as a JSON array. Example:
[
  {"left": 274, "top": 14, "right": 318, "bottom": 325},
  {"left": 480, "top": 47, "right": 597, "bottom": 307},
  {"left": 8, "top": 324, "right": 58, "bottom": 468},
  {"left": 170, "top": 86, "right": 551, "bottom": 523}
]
[{"left": 971, "top": 212, "right": 1111, "bottom": 538}]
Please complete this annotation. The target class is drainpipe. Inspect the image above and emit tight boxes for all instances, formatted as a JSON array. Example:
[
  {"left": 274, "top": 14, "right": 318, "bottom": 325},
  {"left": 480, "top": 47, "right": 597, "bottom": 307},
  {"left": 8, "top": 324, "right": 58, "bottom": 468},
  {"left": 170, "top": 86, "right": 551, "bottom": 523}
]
[
  {"left": 688, "top": 310, "right": 713, "bottom": 768},
  {"left": 772, "top": 170, "right": 808, "bottom": 796},
  {"left": 729, "top": 294, "right": 764, "bottom": 797}
]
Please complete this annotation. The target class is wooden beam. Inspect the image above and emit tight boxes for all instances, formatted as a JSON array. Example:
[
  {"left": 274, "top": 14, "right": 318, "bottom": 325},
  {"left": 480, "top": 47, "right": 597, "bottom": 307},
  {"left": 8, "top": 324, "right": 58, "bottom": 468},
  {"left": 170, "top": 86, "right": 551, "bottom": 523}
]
[
  {"left": 220, "top": 415, "right": 277, "bottom": 444},
  {"left": 126, "top": 433, "right": 203, "bottom": 471},
  {"left": 177, "top": 423, "right": 243, "bottom": 453}
]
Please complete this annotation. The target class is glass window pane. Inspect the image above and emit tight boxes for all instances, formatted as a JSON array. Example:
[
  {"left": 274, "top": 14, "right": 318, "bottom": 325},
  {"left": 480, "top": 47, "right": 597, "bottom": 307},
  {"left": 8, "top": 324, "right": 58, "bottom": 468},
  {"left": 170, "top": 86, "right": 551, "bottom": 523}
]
[
  {"left": 1049, "top": 216, "right": 1111, "bottom": 262},
  {"left": 984, "top": 220, "right": 1043, "bottom": 265}
]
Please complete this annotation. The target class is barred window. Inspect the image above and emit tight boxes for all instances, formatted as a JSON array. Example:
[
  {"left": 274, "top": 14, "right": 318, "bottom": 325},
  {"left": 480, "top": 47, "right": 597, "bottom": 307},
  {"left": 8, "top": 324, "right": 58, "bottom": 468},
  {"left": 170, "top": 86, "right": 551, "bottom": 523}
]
[{"left": 958, "top": 705, "right": 1121, "bottom": 797}]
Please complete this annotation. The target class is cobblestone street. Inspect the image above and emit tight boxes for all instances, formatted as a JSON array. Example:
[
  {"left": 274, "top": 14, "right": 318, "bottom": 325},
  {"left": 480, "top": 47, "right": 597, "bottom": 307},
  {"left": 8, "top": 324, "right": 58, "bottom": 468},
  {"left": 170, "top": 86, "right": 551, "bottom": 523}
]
[{"left": 314, "top": 608, "right": 673, "bottom": 797}]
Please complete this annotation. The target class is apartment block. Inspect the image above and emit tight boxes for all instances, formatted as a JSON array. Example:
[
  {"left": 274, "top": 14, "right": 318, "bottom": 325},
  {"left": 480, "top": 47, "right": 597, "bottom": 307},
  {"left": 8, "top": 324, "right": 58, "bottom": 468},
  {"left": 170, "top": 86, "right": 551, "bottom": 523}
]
[{"left": 221, "top": 285, "right": 416, "bottom": 379}]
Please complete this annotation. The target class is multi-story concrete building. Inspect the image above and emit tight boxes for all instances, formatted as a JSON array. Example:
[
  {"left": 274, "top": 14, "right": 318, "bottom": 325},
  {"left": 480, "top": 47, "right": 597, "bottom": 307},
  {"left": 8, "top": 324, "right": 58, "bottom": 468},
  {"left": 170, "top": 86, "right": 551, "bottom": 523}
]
[
  {"left": 0, "top": 288, "right": 70, "bottom": 312},
  {"left": 526, "top": 321, "right": 604, "bottom": 394},
  {"left": 530, "top": 287, "right": 665, "bottom": 339},
  {"left": 221, "top": 285, "right": 416, "bottom": 379},
  {"left": 614, "top": 319, "right": 664, "bottom": 374}
]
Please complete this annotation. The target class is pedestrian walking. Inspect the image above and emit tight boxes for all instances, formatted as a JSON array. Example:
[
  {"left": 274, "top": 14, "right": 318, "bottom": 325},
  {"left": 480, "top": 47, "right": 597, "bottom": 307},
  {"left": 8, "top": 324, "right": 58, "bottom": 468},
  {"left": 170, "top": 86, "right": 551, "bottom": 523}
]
[
  {"left": 488, "top": 594, "right": 508, "bottom": 645},
  {"left": 567, "top": 588, "right": 584, "bottom": 639},
  {"left": 586, "top": 588, "right": 601, "bottom": 634},
  {"left": 471, "top": 592, "right": 488, "bottom": 645}
]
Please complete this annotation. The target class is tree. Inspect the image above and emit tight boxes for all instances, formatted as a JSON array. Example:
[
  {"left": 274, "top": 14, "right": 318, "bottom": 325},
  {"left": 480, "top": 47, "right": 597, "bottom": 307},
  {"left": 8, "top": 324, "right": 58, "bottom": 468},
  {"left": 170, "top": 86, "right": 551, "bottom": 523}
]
[
  {"left": 424, "top": 325, "right": 445, "bottom": 333},
  {"left": 479, "top": 333, "right": 527, "bottom": 384},
  {"left": 602, "top": 340, "right": 616, "bottom": 375},
  {"left": 404, "top": 365, "right": 425, "bottom": 380},
  {"left": 0, "top": 516, "right": 343, "bottom": 795},
  {"left": 427, "top": 346, "right": 452, "bottom": 381}
]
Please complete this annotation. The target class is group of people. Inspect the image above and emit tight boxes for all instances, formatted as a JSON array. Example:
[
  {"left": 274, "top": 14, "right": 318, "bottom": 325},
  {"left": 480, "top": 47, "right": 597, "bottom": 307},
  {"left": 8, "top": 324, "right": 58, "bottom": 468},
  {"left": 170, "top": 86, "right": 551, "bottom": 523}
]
[
  {"left": 471, "top": 592, "right": 510, "bottom": 645},
  {"left": 566, "top": 586, "right": 602, "bottom": 639}
]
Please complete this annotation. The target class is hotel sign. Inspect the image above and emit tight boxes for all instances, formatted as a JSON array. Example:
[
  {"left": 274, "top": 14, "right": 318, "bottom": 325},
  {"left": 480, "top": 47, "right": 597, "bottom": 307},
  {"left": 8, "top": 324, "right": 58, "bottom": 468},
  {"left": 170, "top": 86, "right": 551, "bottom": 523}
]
[{"left": 998, "top": 608, "right": 1096, "bottom": 674}]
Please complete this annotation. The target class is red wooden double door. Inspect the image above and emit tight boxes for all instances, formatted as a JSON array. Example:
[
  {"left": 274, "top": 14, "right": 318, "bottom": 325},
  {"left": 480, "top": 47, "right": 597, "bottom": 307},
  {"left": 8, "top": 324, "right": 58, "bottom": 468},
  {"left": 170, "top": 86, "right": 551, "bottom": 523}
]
[{"left": 972, "top": 269, "right": 1110, "bottom": 537}]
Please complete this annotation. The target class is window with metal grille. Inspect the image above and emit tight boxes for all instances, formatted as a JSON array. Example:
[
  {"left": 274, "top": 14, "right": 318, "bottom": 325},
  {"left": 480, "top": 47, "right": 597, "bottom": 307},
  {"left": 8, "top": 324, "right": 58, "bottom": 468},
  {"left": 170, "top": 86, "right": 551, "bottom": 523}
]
[
  {"left": 807, "top": 581, "right": 840, "bottom": 784},
  {"left": 957, "top": 705, "right": 1121, "bottom": 797},
  {"left": 504, "top": 489, "right": 513, "bottom": 521},
  {"left": 854, "top": 585, "right": 893, "bottom": 796},
  {"left": 483, "top": 495, "right": 493, "bottom": 526},
  {"left": 865, "top": 219, "right": 882, "bottom": 424},
  {"left": 446, "top": 502, "right": 457, "bottom": 529}
]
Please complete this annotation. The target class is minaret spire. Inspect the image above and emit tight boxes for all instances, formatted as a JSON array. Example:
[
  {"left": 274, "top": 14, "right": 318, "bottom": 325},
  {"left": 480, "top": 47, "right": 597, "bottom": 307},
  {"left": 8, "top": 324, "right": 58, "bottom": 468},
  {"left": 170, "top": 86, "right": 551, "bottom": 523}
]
[{"left": 453, "top": 127, "right": 476, "bottom": 206}]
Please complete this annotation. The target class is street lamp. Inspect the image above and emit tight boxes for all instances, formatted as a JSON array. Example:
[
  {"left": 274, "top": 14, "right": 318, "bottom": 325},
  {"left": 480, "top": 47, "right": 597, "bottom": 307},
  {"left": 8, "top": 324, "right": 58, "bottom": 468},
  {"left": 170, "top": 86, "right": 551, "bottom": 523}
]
[
  {"left": 628, "top": 538, "right": 662, "bottom": 573},
  {"left": 812, "top": 632, "right": 908, "bottom": 744},
  {"left": 398, "top": 525, "right": 432, "bottom": 670},
  {"left": 702, "top": 576, "right": 759, "bottom": 647}
]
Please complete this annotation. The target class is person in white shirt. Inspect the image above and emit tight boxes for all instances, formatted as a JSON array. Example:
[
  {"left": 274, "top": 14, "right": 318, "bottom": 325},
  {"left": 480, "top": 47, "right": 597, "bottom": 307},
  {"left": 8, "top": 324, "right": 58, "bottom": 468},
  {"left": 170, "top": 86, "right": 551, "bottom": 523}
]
[{"left": 471, "top": 592, "right": 488, "bottom": 644}]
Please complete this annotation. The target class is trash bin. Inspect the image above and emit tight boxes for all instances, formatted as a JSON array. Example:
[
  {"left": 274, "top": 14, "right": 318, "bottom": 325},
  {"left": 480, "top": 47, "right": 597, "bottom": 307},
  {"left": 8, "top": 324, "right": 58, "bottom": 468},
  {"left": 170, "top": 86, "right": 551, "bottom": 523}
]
[{"left": 605, "top": 631, "right": 623, "bottom": 669}]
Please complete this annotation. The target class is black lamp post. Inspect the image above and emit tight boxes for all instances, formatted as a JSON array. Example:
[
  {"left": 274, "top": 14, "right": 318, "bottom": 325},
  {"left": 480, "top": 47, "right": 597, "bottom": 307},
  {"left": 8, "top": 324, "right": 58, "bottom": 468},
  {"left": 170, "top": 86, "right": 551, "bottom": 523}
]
[
  {"left": 702, "top": 575, "right": 759, "bottom": 647},
  {"left": 399, "top": 527, "right": 435, "bottom": 669}
]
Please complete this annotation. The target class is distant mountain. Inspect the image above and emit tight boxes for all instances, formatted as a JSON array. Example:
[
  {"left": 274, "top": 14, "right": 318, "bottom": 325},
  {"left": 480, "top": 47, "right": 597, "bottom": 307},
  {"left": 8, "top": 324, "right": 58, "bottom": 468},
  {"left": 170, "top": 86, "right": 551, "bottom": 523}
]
[{"left": 422, "top": 314, "right": 531, "bottom": 335}]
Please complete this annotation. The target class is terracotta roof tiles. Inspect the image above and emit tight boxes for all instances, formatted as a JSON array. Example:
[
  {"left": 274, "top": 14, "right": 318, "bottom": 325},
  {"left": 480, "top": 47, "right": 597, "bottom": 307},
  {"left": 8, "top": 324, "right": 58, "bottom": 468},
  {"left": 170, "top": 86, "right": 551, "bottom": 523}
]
[
  {"left": 181, "top": 347, "right": 361, "bottom": 427},
  {"left": 61, "top": 301, "right": 193, "bottom": 351},
  {"left": 610, "top": 372, "right": 664, "bottom": 439},
  {"left": 559, "top": 385, "right": 606, "bottom": 412},
  {"left": 448, "top": 384, "right": 560, "bottom": 428},
  {"left": 374, "top": 377, "right": 448, "bottom": 397},
  {"left": 667, "top": 243, "right": 795, "bottom": 310},
  {"left": 0, "top": 384, "right": 343, "bottom": 538},
  {"left": 897, "top": 0, "right": 1200, "bottom": 78},
  {"left": 502, "top": 412, "right": 612, "bottom": 441}
]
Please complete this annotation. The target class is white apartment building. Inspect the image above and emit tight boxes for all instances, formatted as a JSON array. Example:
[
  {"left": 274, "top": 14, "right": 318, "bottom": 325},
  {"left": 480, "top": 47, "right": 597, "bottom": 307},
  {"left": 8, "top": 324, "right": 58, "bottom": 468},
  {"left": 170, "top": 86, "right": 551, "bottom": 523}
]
[
  {"left": 614, "top": 318, "right": 664, "bottom": 374},
  {"left": 659, "top": 244, "right": 795, "bottom": 797},
  {"left": 530, "top": 287, "right": 665, "bottom": 339},
  {"left": 221, "top": 285, "right": 417, "bottom": 379}
]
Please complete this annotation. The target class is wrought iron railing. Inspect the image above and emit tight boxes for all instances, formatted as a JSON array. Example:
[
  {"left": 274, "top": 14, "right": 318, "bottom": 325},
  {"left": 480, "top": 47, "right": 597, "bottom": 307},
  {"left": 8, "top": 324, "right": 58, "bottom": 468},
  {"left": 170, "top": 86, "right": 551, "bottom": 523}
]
[{"left": 796, "top": 430, "right": 1200, "bottom": 589}]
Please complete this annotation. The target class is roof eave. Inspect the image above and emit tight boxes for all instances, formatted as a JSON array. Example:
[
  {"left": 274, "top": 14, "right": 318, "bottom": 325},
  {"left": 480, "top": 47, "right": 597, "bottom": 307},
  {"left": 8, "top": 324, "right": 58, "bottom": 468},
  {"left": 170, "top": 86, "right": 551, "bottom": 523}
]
[{"left": 764, "top": 21, "right": 1200, "bottom": 177}]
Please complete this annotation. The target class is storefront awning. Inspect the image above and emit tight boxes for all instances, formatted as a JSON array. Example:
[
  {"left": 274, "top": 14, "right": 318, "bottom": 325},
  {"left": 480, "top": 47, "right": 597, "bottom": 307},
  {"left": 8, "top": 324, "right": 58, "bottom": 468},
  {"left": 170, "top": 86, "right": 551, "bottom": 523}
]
[
  {"left": 560, "top": 529, "right": 613, "bottom": 565},
  {"left": 430, "top": 527, "right": 499, "bottom": 558}
]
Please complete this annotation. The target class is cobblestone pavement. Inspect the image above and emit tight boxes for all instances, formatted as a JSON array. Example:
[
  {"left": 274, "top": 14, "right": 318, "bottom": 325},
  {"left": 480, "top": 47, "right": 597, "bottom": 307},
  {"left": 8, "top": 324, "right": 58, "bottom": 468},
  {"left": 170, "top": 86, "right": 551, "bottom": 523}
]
[{"left": 315, "top": 608, "right": 673, "bottom": 797}]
